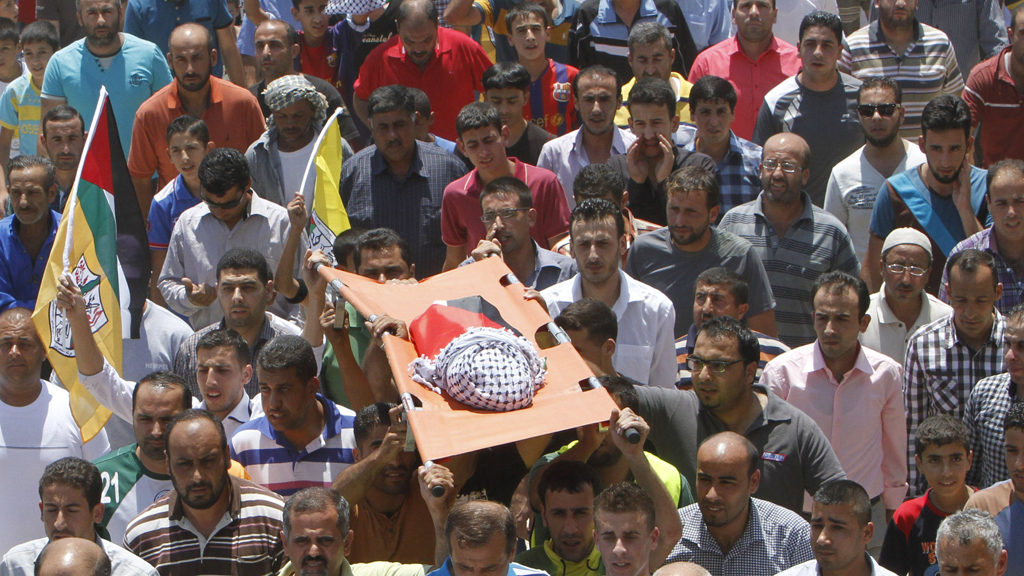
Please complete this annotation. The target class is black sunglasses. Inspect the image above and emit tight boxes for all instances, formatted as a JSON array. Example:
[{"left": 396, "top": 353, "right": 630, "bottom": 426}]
[
  {"left": 856, "top": 103, "right": 899, "bottom": 118},
  {"left": 202, "top": 190, "right": 247, "bottom": 209}
]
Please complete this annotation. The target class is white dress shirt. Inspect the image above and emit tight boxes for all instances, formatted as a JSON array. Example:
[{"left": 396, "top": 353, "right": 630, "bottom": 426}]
[{"left": 537, "top": 126, "right": 636, "bottom": 209}]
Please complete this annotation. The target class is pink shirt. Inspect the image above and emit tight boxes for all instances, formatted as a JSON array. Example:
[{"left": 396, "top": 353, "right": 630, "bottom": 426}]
[
  {"left": 762, "top": 342, "right": 908, "bottom": 509},
  {"left": 688, "top": 36, "right": 801, "bottom": 140},
  {"left": 441, "top": 158, "right": 570, "bottom": 249}
]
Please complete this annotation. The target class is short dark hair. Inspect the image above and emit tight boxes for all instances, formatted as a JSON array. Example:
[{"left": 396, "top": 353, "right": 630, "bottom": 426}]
[
  {"left": 132, "top": 371, "right": 192, "bottom": 412},
  {"left": 594, "top": 483, "right": 656, "bottom": 533},
  {"left": 664, "top": 165, "right": 720, "bottom": 210},
  {"left": 798, "top": 10, "right": 842, "bottom": 43},
  {"left": 813, "top": 480, "right": 872, "bottom": 526},
  {"left": 697, "top": 316, "right": 760, "bottom": 366},
  {"left": 166, "top": 114, "right": 210, "bottom": 145},
  {"left": 555, "top": 298, "right": 618, "bottom": 345},
  {"left": 353, "top": 402, "right": 397, "bottom": 447},
  {"left": 217, "top": 247, "right": 273, "bottom": 285},
  {"left": 195, "top": 329, "right": 251, "bottom": 368},
  {"left": 537, "top": 460, "right": 602, "bottom": 505},
  {"left": 445, "top": 501, "right": 518, "bottom": 555},
  {"left": 332, "top": 228, "right": 366, "bottom": 268},
  {"left": 921, "top": 94, "right": 973, "bottom": 141},
  {"left": 39, "top": 457, "right": 103, "bottom": 510},
  {"left": 283, "top": 487, "right": 351, "bottom": 539},
  {"left": 456, "top": 102, "right": 502, "bottom": 138},
  {"left": 353, "top": 228, "right": 413, "bottom": 271},
  {"left": 947, "top": 248, "right": 999, "bottom": 292},
  {"left": 689, "top": 75, "right": 737, "bottom": 114},
  {"left": 7, "top": 154, "right": 56, "bottom": 192},
  {"left": 406, "top": 87, "right": 432, "bottom": 117},
  {"left": 695, "top": 267, "right": 749, "bottom": 306},
  {"left": 1013, "top": 3, "right": 1024, "bottom": 32},
  {"left": 573, "top": 164, "right": 625, "bottom": 204},
  {"left": 1005, "top": 401, "right": 1024, "bottom": 433},
  {"left": 812, "top": 271, "right": 870, "bottom": 319},
  {"left": 570, "top": 199, "right": 625, "bottom": 242},
  {"left": 20, "top": 19, "right": 59, "bottom": 51},
  {"left": 480, "top": 176, "right": 532, "bottom": 209},
  {"left": 0, "top": 17, "right": 18, "bottom": 45},
  {"left": 261, "top": 19, "right": 301, "bottom": 46},
  {"left": 857, "top": 76, "right": 903, "bottom": 105},
  {"left": 627, "top": 21, "right": 672, "bottom": 52},
  {"left": 258, "top": 335, "right": 319, "bottom": 383},
  {"left": 369, "top": 85, "right": 415, "bottom": 119},
  {"left": 165, "top": 409, "right": 229, "bottom": 456},
  {"left": 42, "top": 105, "right": 85, "bottom": 138},
  {"left": 627, "top": 77, "right": 676, "bottom": 120},
  {"left": 483, "top": 62, "right": 531, "bottom": 93},
  {"left": 396, "top": 0, "right": 439, "bottom": 25},
  {"left": 986, "top": 158, "right": 1024, "bottom": 196},
  {"left": 598, "top": 374, "right": 639, "bottom": 412},
  {"left": 572, "top": 66, "right": 622, "bottom": 101},
  {"left": 504, "top": 2, "right": 549, "bottom": 30},
  {"left": 915, "top": 414, "right": 971, "bottom": 457},
  {"left": 199, "top": 148, "right": 250, "bottom": 197}
]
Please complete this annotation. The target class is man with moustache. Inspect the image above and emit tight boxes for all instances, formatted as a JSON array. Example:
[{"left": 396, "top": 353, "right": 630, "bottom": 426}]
[{"left": 0, "top": 155, "right": 59, "bottom": 313}]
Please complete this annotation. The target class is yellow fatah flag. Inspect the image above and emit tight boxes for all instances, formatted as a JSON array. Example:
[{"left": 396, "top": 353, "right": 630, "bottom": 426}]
[{"left": 303, "top": 107, "right": 351, "bottom": 258}]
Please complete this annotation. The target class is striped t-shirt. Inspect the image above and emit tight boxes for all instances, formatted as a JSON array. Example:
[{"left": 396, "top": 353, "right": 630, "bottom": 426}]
[
  {"left": 230, "top": 394, "right": 357, "bottom": 495},
  {"left": 840, "top": 20, "right": 964, "bottom": 138},
  {"left": 123, "top": 476, "right": 285, "bottom": 575},
  {"left": 0, "top": 73, "right": 41, "bottom": 156}
]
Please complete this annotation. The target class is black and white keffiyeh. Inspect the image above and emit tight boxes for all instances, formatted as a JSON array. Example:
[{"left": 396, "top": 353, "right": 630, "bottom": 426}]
[{"left": 410, "top": 327, "right": 546, "bottom": 411}]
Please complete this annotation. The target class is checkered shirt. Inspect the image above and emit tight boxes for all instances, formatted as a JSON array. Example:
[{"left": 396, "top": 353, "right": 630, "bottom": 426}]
[
  {"left": 965, "top": 372, "right": 1020, "bottom": 488},
  {"left": 684, "top": 131, "right": 762, "bottom": 219},
  {"left": 668, "top": 498, "right": 814, "bottom": 576},
  {"left": 939, "top": 228, "right": 1024, "bottom": 315},
  {"left": 905, "top": 312, "right": 1006, "bottom": 495}
]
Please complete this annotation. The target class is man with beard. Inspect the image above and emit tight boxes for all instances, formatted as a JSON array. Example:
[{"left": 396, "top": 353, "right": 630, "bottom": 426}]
[
  {"left": 538, "top": 66, "right": 636, "bottom": 207},
  {"left": 824, "top": 78, "right": 926, "bottom": 264},
  {"left": 625, "top": 165, "right": 776, "bottom": 339},
  {"left": 0, "top": 458, "right": 158, "bottom": 576},
  {"left": 129, "top": 24, "right": 265, "bottom": 212},
  {"left": 866, "top": 95, "right": 989, "bottom": 295},
  {"left": 839, "top": 0, "right": 962, "bottom": 139},
  {"left": 342, "top": 85, "right": 468, "bottom": 278},
  {"left": 125, "top": 410, "right": 287, "bottom": 574},
  {"left": 540, "top": 199, "right": 677, "bottom": 388},
  {"left": 40, "top": 105, "right": 84, "bottom": 214},
  {"left": 719, "top": 133, "right": 860, "bottom": 348},
  {"left": 333, "top": 404, "right": 455, "bottom": 565},
  {"left": 40, "top": 0, "right": 171, "bottom": 153}
]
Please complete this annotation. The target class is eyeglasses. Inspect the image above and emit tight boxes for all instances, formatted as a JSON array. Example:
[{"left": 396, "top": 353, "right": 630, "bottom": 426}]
[
  {"left": 202, "top": 190, "right": 247, "bottom": 210},
  {"left": 762, "top": 159, "right": 800, "bottom": 173},
  {"left": 856, "top": 103, "right": 900, "bottom": 118},
  {"left": 885, "top": 263, "right": 928, "bottom": 277},
  {"left": 687, "top": 356, "right": 744, "bottom": 374},
  {"left": 480, "top": 208, "right": 529, "bottom": 223}
]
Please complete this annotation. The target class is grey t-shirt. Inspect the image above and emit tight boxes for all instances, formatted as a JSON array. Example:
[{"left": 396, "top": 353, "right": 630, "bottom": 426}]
[
  {"left": 625, "top": 227, "right": 776, "bottom": 338},
  {"left": 635, "top": 384, "right": 846, "bottom": 516}
]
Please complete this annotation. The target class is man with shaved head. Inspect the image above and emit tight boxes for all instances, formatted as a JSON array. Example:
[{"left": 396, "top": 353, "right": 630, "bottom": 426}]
[
  {"left": 34, "top": 538, "right": 111, "bottom": 576},
  {"left": 666, "top": 432, "right": 813, "bottom": 576},
  {"left": 654, "top": 563, "right": 711, "bottom": 576},
  {"left": 0, "top": 308, "right": 109, "bottom": 554},
  {"left": 129, "top": 23, "right": 266, "bottom": 212},
  {"left": 720, "top": 132, "right": 860, "bottom": 348}
]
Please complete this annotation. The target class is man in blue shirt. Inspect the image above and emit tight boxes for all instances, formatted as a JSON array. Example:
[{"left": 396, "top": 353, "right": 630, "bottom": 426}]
[
  {"left": 0, "top": 155, "right": 60, "bottom": 313},
  {"left": 428, "top": 501, "right": 549, "bottom": 576}
]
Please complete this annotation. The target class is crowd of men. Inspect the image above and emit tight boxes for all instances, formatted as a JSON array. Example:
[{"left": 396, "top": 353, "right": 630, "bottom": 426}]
[{"left": 0, "top": 0, "right": 1023, "bottom": 572}]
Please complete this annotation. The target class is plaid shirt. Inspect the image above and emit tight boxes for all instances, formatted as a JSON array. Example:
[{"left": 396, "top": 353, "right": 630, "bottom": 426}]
[
  {"left": 684, "top": 130, "right": 762, "bottom": 219},
  {"left": 964, "top": 372, "right": 1020, "bottom": 489},
  {"left": 939, "top": 228, "right": 1024, "bottom": 315},
  {"left": 905, "top": 312, "right": 1006, "bottom": 495}
]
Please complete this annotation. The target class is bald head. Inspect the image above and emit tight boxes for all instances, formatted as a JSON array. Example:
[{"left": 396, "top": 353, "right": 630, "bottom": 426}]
[
  {"left": 169, "top": 23, "right": 213, "bottom": 53},
  {"left": 760, "top": 133, "right": 810, "bottom": 205},
  {"left": 653, "top": 563, "right": 712, "bottom": 576},
  {"left": 396, "top": 0, "right": 438, "bottom": 26},
  {"left": 34, "top": 538, "right": 111, "bottom": 576},
  {"left": 763, "top": 133, "right": 810, "bottom": 168},
  {"left": 697, "top": 432, "right": 759, "bottom": 477}
]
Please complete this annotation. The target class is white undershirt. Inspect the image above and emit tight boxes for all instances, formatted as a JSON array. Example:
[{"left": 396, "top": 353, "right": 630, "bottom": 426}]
[{"left": 278, "top": 138, "right": 316, "bottom": 199}]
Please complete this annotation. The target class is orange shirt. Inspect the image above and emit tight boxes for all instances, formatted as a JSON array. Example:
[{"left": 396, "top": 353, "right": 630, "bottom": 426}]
[
  {"left": 347, "top": 480, "right": 436, "bottom": 565},
  {"left": 128, "top": 76, "right": 267, "bottom": 187}
]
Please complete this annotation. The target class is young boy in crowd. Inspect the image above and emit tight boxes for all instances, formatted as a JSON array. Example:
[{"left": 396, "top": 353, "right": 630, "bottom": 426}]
[
  {"left": 505, "top": 2, "right": 577, "bottom": 137},
  {"left": 0, "top": 19, "right": 55, "bottom": 214},
  {"left": 292, "top": 0, "right": 335, "bottom": 82},
  {"left": 147, "top": 115, "right": 213, "bottom": 302},
  {"left": 880, "top": 415, "right": 976, "bottom": 575},
  {"left": 482, "top": 62, "right": 552, "bottom": 166}
]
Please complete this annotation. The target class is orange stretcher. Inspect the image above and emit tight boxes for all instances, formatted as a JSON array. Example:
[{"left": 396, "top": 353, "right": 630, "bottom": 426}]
[{"left": 319, "top": 257, "right": 619, "bottom": 462}]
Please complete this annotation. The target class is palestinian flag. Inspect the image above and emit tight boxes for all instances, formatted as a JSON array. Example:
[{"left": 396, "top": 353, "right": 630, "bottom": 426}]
[
  {"left": 409, "top": 296, "right": 521, "bottom": 358},
  {"left": 31, "top": 87, "right": 151, "bottom": 441},
  {"left": 301, "top": 107, "right": 350, "bottom": 260}
]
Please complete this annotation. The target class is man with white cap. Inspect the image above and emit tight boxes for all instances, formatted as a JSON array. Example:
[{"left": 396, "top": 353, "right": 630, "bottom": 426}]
[
  {"left": 245, "top": 74, "right": 354, "bottom": 207},
  {"left": 860, "top": 227, "right": 953, "bottom": 366}
]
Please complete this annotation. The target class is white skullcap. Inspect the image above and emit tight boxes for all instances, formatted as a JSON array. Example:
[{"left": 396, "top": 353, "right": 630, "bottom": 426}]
[{"left": 882, "top": 228, "right": 932, "bottom": 257}]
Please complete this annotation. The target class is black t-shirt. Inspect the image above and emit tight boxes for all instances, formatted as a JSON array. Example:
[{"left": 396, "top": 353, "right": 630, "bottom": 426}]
[
  {"left": 505, "top": 123, "right": 552, "bottom": 167},
  {"left": 880, "top": 489, "right": 954, "bottom": 576},
  {"left": 457, "top": 444, "right": 528, "bottom": 506}
]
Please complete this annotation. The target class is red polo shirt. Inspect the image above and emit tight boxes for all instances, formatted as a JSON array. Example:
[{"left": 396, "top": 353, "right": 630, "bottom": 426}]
[
  {"left": 687, "top": 35, "right": 801, "bottom": 140},
  {"left": 128, "top": 76, "right": 266, "bottom": 187},
  {"left": 353, "top": 27, "right": 493, "bottom": 141},
  {"left": 441, "top": 158, "right": 570, "bottom": 249},
  {"left": 963, "top": 47, "right": 1024, "bottom": 167}
]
